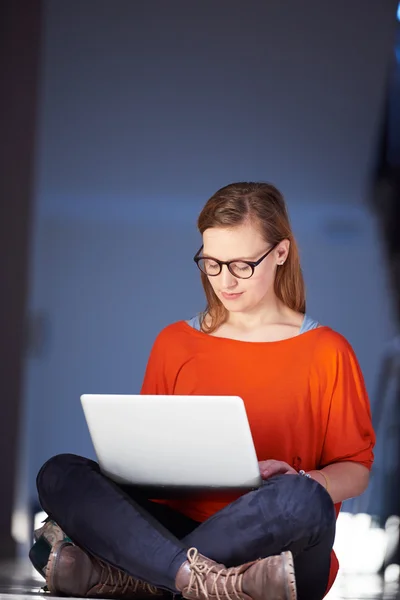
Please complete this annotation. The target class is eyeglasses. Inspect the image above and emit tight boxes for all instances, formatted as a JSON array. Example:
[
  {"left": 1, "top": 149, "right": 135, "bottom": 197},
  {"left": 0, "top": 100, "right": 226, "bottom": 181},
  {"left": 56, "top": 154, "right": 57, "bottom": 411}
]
[{"left": 193, "top": 244, "right": 277, "bottom": 279}]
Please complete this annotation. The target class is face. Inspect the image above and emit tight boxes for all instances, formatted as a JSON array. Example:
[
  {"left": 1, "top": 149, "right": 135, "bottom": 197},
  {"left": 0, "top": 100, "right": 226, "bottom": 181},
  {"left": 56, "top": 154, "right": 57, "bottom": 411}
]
[{"left": 202, "top": 222, "right": 289, "bottom": 313}]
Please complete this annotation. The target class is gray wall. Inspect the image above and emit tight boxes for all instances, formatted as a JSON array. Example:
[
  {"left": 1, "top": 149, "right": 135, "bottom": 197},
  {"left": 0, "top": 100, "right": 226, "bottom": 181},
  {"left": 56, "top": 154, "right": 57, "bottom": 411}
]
[
  {"left": 35, "top": 0, "right": 397, "bottom": 219},
  {"left": 15, "top": 0, "right": 399, "bottom": 547}
]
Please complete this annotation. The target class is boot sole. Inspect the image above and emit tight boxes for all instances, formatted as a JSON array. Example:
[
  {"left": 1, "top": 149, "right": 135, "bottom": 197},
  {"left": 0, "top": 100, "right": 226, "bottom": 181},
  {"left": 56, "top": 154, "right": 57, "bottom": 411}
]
[{"left": 282, "top": 551, "right": 297, "bottom": 600}]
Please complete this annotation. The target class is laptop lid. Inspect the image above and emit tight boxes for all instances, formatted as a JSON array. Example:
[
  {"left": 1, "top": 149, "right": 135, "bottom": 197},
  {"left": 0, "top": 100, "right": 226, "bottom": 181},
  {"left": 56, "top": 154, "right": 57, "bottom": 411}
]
[{"left": 80, "top": 394, "right": 262, "bottom": 491}]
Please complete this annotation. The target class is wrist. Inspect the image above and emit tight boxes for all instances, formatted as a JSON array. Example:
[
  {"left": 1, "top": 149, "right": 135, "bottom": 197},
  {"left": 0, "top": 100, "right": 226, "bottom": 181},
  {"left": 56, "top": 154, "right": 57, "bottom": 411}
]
[{"left": 308, "top": 469, "right": 328, "bottom": 490}]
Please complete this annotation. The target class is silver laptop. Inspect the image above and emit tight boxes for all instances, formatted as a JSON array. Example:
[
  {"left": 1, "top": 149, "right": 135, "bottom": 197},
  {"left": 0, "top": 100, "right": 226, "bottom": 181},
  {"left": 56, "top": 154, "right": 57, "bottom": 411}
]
[{"left": 80, "top": 394, "right": 262, "bottom": 491}]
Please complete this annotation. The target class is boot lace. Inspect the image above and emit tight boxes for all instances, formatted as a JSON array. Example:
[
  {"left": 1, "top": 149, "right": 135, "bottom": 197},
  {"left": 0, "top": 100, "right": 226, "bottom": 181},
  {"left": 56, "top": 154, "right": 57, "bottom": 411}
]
[
  {"left": 96, "top": 559, "right": 160, "bottom": 596},
  {"left": 186, "top": 548, "right": 243, "bottom": 600}
]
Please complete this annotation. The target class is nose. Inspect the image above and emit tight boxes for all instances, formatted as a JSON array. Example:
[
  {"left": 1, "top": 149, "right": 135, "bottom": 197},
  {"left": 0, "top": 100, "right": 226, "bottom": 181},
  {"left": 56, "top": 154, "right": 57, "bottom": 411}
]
[{"left": 219, "top": 264, "right": 238, "bottom": 289}]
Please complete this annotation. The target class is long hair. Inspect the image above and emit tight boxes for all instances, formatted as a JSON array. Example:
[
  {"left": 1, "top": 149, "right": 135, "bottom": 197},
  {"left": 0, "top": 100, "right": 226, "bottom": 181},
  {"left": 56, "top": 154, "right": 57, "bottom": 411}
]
[{"left": 197, "top": 182, "right": 306, "bottom": 333}]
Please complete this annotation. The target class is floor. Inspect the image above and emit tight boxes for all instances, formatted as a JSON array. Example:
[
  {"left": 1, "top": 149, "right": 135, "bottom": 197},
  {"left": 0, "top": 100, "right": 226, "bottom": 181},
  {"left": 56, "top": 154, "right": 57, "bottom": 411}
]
[
  {"left": 0, "top": 559, "right": 45, "bottom": 598},
  {"left": 0, "top": 559, "right": 399, "bottom": 600}
]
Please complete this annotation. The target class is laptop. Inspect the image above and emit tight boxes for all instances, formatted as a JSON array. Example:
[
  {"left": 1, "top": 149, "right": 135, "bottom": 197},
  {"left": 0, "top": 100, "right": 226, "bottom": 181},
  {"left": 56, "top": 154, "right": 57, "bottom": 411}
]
[{"left": 80, "top": 394, "right": 262, "bottom": 493}]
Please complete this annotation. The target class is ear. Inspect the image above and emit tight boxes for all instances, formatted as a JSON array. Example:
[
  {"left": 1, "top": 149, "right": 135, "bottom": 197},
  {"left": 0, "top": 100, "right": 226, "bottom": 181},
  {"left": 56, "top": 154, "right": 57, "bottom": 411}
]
[{"left": 275, "top": 240, "right": 290, "bottom": 266}]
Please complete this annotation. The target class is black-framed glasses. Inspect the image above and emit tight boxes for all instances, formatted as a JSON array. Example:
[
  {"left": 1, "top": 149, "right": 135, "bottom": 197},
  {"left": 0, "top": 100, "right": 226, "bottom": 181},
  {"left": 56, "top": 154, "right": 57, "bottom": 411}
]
[{"left": 193, "top": 244, "right": 277, "bottom": 279}]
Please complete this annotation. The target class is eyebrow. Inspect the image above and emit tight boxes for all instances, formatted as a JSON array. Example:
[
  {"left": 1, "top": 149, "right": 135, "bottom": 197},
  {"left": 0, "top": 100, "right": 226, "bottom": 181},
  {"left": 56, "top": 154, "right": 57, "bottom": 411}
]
[{"left": 201, "top": 251, "right": 262, "bottom": 262}]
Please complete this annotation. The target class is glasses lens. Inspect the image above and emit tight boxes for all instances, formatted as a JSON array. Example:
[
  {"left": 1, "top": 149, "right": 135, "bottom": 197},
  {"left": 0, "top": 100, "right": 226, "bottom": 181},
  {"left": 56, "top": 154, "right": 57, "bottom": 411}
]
[
  {"left": 230, "top": 262, "right": 253, "bottom": 278},
  {"left": 197, "top": 258, "right": 221, "bottom": 276}
]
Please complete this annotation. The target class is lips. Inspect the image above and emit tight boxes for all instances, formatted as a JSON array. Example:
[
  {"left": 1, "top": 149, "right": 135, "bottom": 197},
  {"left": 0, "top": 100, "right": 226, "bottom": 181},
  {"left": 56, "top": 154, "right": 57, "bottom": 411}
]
[{"left": 221, "top": 292, "right": 243, "bottom": 300}]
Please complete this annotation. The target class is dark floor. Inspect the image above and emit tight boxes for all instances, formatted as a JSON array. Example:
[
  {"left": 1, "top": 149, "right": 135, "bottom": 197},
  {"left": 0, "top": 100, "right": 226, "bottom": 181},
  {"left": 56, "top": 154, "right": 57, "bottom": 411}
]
[
  {"left": 0, "top": 559, "right": 45, "bottom": 598},
  {"left": 0, "top": 559, "right": 398, "bottom": 600}
]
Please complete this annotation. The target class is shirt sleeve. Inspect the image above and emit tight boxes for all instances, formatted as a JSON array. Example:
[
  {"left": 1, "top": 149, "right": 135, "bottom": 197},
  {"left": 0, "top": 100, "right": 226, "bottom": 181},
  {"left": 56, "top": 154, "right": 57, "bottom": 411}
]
[{"left": 317, "top": 332, "right": 375, "bottom": 470}]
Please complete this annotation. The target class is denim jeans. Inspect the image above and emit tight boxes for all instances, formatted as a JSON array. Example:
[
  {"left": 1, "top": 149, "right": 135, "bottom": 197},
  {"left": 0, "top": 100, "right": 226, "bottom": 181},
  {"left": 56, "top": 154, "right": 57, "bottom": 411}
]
[{"left": 36, "top": 453, "right": 336, "bottom": 600}]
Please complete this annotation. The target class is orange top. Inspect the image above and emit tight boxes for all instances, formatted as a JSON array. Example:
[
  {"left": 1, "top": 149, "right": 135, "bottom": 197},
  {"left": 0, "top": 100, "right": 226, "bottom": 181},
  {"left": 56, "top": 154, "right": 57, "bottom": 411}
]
[{"left": 140, "top": 320, "right": 375, "bottom": 593}]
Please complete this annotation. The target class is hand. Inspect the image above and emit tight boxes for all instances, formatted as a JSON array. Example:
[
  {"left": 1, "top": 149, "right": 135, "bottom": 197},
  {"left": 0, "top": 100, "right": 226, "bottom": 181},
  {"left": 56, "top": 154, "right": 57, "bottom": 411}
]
[{"left": 259, "top": 460, "right": 298, "bottom": 480}]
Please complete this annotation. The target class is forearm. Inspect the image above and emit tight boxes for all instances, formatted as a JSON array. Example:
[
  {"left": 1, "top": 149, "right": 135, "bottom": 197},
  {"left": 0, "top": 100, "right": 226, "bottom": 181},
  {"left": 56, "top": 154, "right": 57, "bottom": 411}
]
[{"left": 308, "top": 461, "right": 370, "bottom": 504}]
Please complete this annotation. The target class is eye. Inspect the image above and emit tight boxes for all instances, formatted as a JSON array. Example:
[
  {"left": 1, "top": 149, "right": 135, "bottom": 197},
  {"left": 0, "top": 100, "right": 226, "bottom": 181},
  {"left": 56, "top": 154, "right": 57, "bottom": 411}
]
[
  {"left": 197, "top": 258, "right": 221, "bottom": 275},
  {"left": 204, "top": 260, "right": 219, "bottom": 271},
  {"left": 231, "top": 262, "right": 252, "bottom": 276}
]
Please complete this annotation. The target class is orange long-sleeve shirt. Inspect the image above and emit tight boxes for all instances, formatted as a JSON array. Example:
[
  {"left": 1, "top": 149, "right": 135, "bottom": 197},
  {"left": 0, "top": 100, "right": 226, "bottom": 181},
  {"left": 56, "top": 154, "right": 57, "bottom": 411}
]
[{"left": 140, "top": 320, "right": 375, "bottom": 593}]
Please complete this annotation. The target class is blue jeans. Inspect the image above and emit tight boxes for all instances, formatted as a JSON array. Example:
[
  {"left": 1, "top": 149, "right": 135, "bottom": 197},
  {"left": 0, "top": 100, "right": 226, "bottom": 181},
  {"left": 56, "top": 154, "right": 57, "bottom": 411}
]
[{"left": 36, "top": 454, "right": 336, "bottom": 600}]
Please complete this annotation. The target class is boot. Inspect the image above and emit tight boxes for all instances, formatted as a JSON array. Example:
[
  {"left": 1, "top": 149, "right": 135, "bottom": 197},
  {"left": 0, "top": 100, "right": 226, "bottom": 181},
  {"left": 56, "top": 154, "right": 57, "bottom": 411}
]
[
  {"left": 29, "top": 518, "right": 72, "bottom": 578},
  {"left": 46, "top": 540, "right": 165, "bottom": 599},
  {"left": 175, "top": 547, "right": 296, "bottom": 600},
  {"left": 34, "top": 518, "right": 71, "bottom": 546}
]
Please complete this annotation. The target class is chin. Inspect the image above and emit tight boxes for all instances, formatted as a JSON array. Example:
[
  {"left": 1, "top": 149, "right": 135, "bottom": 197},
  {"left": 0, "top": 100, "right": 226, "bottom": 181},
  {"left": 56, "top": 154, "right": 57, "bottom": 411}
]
[
  {"left": 220, "top": 299, "right": 249, "bottom": 312},
  {"left": 220, "top": 294, "right": 264, "bottom": 314}
]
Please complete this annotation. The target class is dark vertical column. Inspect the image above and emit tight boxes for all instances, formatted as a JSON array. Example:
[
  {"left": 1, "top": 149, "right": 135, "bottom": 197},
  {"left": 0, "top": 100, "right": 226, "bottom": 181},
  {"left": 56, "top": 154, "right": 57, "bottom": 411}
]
[{"left": 0, "top": 0, "right": 42, "bottom": 559}]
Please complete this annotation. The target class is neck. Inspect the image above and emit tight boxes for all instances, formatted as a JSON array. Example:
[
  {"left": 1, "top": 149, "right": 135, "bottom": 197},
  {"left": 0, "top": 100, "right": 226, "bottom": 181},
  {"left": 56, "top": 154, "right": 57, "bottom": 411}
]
[{"left": 226, "top": 296, "right": 291, "bottom": 331}]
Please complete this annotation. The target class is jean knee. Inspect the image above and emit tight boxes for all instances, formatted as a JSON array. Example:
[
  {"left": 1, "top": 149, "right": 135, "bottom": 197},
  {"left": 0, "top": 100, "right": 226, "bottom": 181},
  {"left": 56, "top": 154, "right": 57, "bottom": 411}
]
[
  {"left": 261, "top": 474, "right": 336, "bottom": 538},
  {"left": 36, "top": 453, "right": 94, "bottom": 506},
  {"left": 292, "top": 474, "right": 336, "bottom": 538}
]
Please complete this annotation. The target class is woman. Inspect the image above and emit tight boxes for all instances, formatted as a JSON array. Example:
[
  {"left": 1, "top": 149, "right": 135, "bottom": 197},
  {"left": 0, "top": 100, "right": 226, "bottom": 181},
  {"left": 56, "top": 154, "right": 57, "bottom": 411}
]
[{"left": 32, "top": 182, "right": 375, "bottom": 600}]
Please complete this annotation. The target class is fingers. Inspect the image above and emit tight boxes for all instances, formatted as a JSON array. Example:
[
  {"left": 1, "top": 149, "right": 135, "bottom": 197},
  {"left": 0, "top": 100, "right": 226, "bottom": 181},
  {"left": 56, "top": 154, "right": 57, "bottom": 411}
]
[
  {"left": 259, "top": 460, "right": 297, "bottom": 480},
  {"left": 259, "top": 460, "right": 284, "bottom": 479}
]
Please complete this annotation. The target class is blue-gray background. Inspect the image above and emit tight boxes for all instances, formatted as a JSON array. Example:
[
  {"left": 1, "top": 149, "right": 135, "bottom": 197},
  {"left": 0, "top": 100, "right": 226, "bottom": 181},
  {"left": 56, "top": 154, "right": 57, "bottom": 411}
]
[{"left": 16, "top": 0, "right": 399, "bottom": 544}]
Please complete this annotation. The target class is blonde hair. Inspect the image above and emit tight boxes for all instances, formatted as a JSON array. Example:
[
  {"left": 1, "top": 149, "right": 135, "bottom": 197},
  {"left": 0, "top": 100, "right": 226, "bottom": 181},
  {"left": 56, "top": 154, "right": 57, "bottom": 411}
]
[{"left": 197, "top": 182, "right": 305, "bottom": 334}]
